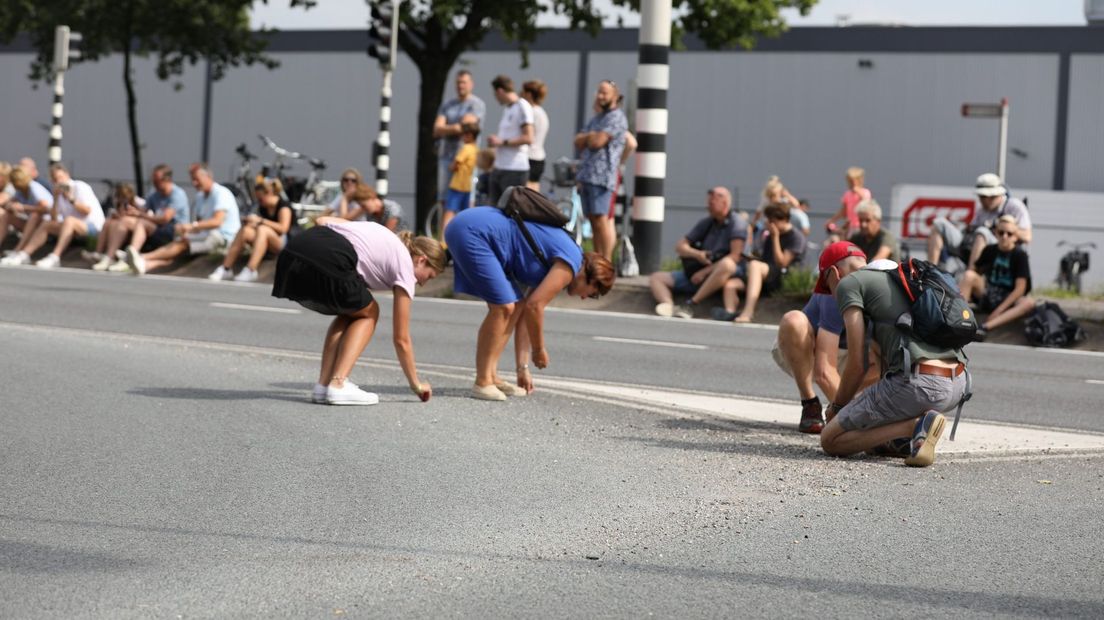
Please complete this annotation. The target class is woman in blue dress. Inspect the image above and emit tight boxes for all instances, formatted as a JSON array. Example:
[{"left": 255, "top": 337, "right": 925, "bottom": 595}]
[{"left": 445, "top": 206, "right": 615, "bottom": 400}]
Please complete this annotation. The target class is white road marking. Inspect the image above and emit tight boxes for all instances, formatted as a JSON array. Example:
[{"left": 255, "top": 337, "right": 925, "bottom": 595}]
[
  {"left": 210, "top": 302, "right": 301, "bottom": 314},
  {"left": 593, "top": 336, "right": 707, "bottom": 350},
  {"left": 1087, "top": 379, "right": 1104, "bottom": 385},
  {"left": 3, "top": 319, "right": 1104, "bottom": 457}
]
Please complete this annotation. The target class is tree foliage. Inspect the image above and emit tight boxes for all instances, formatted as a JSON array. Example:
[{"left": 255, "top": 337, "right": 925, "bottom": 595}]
[
  {"left": 390, "top": 0, "right": 817, "bottom": 228},
  {"left": 0, "top": 0, "right": 314, "bottom": 193}
]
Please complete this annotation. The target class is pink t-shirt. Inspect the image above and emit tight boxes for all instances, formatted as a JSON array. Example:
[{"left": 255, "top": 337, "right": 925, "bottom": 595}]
[
  {"left": 840, "top": 187, "right": 872, "bottom": 229},
  {"left": 325, "top": 221, "right": 416, "bottom": 298}
]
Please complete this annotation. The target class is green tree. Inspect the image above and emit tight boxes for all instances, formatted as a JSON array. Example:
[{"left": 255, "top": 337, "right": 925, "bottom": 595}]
[
  {"left": 392, "top": 0, "right": 816, "bottom": 230},
  {"left": 0, "top": 0, "right": 313, "bottom": 195}
]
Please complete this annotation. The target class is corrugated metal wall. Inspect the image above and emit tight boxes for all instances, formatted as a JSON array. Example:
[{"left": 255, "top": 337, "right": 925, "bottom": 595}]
[{"left": 1, "top": 32, "right": 1099, "bottom": 261}]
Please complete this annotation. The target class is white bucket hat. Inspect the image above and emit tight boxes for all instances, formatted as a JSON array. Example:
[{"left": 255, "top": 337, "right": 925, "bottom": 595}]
[{"left": 975, "top": 173, "right": 1005, "bottom": 197}]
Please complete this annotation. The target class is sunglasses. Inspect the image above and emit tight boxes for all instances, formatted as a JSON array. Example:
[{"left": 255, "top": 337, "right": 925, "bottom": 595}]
[
  {"left": 996, "top": 230, "right": 1017, "bottom": 238},
  {"left": 341, "top": 177, "right": 358, "bottom": 183}
]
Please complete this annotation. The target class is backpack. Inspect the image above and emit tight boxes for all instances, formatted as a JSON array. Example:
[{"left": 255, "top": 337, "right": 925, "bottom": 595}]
[
  {"left": 888, "top": 258, "right": 979, "bottom": 350},
  {"left": 1024, "top": 302, "right": 1086, "bottom": 348},
  {"left": 496, "top": 186, "right": 571, "bottom": 269}
]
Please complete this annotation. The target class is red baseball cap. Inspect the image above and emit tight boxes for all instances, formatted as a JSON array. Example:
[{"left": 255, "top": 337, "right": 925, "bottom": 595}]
[{"left": 813, "top": 241, "right": 867, "bottom": 294}]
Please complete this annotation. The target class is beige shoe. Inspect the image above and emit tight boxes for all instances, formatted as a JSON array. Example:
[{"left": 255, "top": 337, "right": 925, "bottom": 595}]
[
  {"left": 655, "top": 302, "right": 674, "bottom": 317},
  {"left": 495, "top": 381, "right": 526, "bottom": 397},
  {"left": 471, "top": 383, "right": 507, "bottom": 401}
]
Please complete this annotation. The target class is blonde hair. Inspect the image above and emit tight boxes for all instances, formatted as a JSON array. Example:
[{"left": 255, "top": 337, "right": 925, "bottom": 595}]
[
  {"left": 352, "top": 182, "right": 378, "bottom": 203},
  {"left": 762, "top": 175, "right": 784, "bottom": 201},
  {"left": 0, "top": 161, "right": 11, "bottom": 185},
  {"left": 477, "top": 148, "right": 495, "bottom": 170},
  {"left": 846, "top": 166, "right": 865, "bottom": 180},
  {"left": 996, "top": 214, "right": 1018, "bottom": 228},
  {"left": 9, "top": 167, "right": 30, "bottom": 191},
  {"left": 254, "top": 177, "right": 284, "bottom": 196},
  {"left": 114, "top": 182, "right": 137, "bottom": 206},
  {"left": 397, "top": 230, "right": 447, "bottom": 273}
]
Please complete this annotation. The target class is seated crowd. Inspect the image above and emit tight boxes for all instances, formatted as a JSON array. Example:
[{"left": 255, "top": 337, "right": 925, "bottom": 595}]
[{"left": 0, "top": 158, "right": 410, "bottom": 280}]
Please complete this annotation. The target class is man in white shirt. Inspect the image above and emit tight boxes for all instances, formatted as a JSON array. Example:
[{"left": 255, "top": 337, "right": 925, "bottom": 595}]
[
  {"left": 14, "top": 163, "right": 104, "bottom": 269},
  {"left": 486, "top": 74, "right": 534, "bottom": 205},
  {"left": 127, "top": 163, "right": 240, "bottom": 275}
]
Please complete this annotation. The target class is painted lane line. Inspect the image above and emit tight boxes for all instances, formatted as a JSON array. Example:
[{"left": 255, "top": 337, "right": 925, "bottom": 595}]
[
  {"left": 593, "top": 336, "right": 708, "bottom": 350},
  {"left": 1088, "top": 379, "right": 1104, "bottom": 385},
  {"left": 210, "top": 302, "right": 301, "bottom": 314}
]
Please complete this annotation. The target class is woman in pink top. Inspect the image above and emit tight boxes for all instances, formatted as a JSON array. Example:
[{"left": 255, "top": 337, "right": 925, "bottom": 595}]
[
  {"left": 272, "top": 216, "right": 446, "bottom": 406},
  {"left": 827, "top": 166, "right": 871, "bottom": 240}
]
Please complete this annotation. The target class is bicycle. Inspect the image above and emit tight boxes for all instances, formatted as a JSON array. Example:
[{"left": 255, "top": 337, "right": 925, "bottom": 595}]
[
  {"left": 229, "top": 143, "right": 258, "bottom": 215},
  {"left": 1056, "top": 240, "right": 1096, "bottom": 294},
  {"left": 548, "top": 157, "right": 589, "bottom": 247},
  {"left": 257, "top": 134, "right": 330, "bottom": 223}
]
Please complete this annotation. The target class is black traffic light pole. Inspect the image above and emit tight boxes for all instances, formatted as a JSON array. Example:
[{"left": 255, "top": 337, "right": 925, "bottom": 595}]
[
  {"left": 367, "top": 0, "right": 402, "bottom": 199},
  {"left": 49, "top": 25, "right": 81, "bottom": 166}
]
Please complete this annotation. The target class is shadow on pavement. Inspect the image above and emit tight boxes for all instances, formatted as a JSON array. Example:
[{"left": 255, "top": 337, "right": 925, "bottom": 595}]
[
  {"left": 128, "top": 387, "right": 304, "bottom": 403},
  {"left": 0, "top": 539, "right": 141, "bottom": 574}
]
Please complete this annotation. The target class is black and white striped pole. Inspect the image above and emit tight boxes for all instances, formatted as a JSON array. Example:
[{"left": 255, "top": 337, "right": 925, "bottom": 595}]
[
  {"left": 368, "top": 0, "right": 401, "bottom": 198},
  {"left": 48, "top": 25, "right": 81, "bottom": 166},
  {"left": 631, "top": 0, "right": 671, "bottom": 274}
]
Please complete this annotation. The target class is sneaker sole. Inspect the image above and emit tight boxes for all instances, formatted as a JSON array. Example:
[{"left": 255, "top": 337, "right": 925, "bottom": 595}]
[
  {"left": 798, "top": 421, "right": 824, "bottom": 434},
  {"left": 326, "top": 399, "right": 379, "bottom": 406},
  {"left": 905, "top": 414, "right": 946, "bottom": 467}
]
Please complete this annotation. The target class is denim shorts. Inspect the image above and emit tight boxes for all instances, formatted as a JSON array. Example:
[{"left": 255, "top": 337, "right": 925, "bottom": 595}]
[
  {"left": 444, "top": 188, "right": 471, "bottom": 213},
  {"left": 671, "top": 270, "right": 699, "bottom": 295},
  {"left": 578, "top": 182, "right": 613, "bottom": 217},
  {"left": 837, "top": 370, "right": 967, "bottom": 431}
]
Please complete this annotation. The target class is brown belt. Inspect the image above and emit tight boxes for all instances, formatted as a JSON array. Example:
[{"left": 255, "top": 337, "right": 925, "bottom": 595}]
[{"left": 917, "top": 362, "right": 966, "bottom": 378}]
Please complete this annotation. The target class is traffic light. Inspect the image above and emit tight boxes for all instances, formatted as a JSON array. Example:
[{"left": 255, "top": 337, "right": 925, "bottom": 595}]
[
  {"left": 53, "top": 25, "right": 82, "bottom": 72},
  {"left": 367, "top": 1, "right": 395, "bottom": 68}
]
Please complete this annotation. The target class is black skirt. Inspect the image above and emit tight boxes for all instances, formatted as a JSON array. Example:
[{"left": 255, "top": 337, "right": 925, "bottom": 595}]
[{"left": 272, "top": 226, "right": 374, "bottom": 315}]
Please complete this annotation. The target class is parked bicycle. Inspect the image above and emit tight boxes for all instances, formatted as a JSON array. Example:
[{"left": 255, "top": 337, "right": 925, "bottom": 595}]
[
  {"left": 229, "top": 143, "right": 258, "bottom": 215},
  {"left": 548, "top": 157, "right": 589, "bottom": 247},
  {"left": 256, "top": 134, "right": 334, "bottom": 223},
  {"left": 1056, "top": 240, "right": 1096, "bottom": 294}
]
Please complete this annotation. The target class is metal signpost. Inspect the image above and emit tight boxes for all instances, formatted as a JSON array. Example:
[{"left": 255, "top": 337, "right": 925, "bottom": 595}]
[
  {"left": 961, "top": 98, "right": 1009, "bottom": 180},
  {"left": 49, "top": 25, "right": 81, "bottom": 166},
  {"left": 368, "top": 0, "right": 402, "bottom": 198}
]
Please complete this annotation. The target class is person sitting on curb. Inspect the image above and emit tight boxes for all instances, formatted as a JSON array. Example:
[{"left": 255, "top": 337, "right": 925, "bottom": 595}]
[
  {"left": 958, "top": 215, "right": 1035, "bottom": 341},
  {"left": 847, "top": 199, "right": 899, "bottom": 263},
  {"left": 649, "top": 186, "right": 747, "bottom": 319},
  {"left": 819, "top": 247, "right": 970, "bottom": 468},
  {"left": 0, "top": 166, "right": 53, "bottom": 263},
  {"left": 17, "top": 164, "right": 105, "bottom": 270},
  {"left": 927, "top": 173, "right": 1031, "bottom": 272},
  {"left": 774, "top": 242, "right": 886, "bottom": 434},
  {"left": 209, "top": 177, "right": 294, "bottom": 282},
  {"left": 125, "top": 163, "right": 240, "bottom": 276},
  {"left": 89, "top": 182, "right": 144, "bottom": 271},
  {"left": 721, "top": 202, "right": 806, "bottom": 323}
]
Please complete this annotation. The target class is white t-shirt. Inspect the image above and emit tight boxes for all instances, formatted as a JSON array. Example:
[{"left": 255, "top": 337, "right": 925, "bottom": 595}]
[
  {"left": 529, "top": 105, "right": 549, "bottom": 161},
  {"left": 495, "top": 97, "right": 534, "bottom": 171},
  {"left": 54, "top": 179, "right": 105, "bottom": 230}
]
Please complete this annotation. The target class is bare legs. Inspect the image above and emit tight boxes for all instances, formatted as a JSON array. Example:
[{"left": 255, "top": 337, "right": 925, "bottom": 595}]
[
  {"left": 475, "top": 302, "right": 517, "bottom": 387},
  {"left": 588, "top": 214, "right": 615, "bottom": 261},
  {"left": 777, "top": 310, "right": 819, "bottom": 400},
  {"left": 734, "top": 260, "right": 770, "bottom": 322},
  {"left": 247, "top": 227, "right": 282, "bottom": 271},
  {"left": 318, "top": 302, "right": 380, "bottom": 387},
  {"left": 140, "top": 239, "right": 189, "bottom": 272},
  {"left": 21, "top": 216, "right": 88, "bottom": 257}
]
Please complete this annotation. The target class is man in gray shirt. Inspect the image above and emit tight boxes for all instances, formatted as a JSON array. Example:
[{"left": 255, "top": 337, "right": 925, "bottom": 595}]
[{"left": 433, "top": 70, "right": 486, "bottom": 206}]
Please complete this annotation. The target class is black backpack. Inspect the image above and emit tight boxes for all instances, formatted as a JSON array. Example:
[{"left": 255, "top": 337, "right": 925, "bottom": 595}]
[
  {"left": 888, "top": 258, "right": 979, "bottom": 350},
  {"left": 1024, "top": 302, "right": 1086, "bottom": 348},
  {"left": 496, "top": 186, "right": 571, "bottom": 269}
]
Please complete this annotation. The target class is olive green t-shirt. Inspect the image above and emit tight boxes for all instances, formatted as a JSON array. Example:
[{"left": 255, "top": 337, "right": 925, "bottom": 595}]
[{"left": 835, "top": 269, "right": 966, "bottom": 374}]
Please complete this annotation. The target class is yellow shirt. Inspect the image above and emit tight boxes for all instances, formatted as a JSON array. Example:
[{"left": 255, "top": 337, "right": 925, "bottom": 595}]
[{"left": 449, "top": 143, "right": 477, "bottom": 192}]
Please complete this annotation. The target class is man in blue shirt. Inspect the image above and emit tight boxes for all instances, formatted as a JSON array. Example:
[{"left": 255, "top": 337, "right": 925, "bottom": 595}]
[
  {"left": 126, "top": 163, "right": 239, "bottom": 275},
  {"left": 574, "top": 80, "right": 628, "bottom": 261},
  {"left": 433, "top": 70, "right": 486, "bottom": 207}
]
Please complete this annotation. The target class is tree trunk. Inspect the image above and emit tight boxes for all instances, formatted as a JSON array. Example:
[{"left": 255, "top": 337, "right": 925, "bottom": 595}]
[
  {"left": 414, "top": 63, "right": 449, "bottom": 232},
  {"left": 122, "top": 38, "right": 143, "bottom": 195}
]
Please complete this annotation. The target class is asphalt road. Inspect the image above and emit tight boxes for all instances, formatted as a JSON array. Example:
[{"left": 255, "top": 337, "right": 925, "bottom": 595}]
[{"left": 2, "top": 266, "right": 1103, "bottom": 617}]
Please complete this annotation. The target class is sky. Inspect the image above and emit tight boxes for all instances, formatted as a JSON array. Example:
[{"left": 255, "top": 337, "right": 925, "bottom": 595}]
[{"left": 250, "top": 0, "right": 1091, "bottom": 30}]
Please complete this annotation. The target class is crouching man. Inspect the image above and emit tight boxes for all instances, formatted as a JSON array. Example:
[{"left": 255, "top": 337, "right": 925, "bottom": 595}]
[{"left": 819, "top": 251, "right": 969, "bottom": 467}]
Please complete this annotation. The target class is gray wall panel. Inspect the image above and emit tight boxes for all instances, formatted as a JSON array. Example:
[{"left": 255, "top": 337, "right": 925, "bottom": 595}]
[{"left": 1064, "top": 54, "right": 1104, "bottom": 192}]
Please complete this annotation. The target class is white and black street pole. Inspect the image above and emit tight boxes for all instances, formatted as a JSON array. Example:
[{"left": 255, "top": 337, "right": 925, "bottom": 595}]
[
  {"left": 49, "top": 25, "right": 81, "bottom": 166},
  {"left": 368, "top": 0, "right": 402, "bottom": 198},
  {"left": 631, "top": 0, "right": 671, "bottom": 274}
]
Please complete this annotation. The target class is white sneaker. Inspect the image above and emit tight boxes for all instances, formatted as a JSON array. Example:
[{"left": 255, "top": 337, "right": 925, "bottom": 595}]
[
  {"left": 208, "top": 265, "right": 231, "bottom": 281},
  {"left": 1, "top": 251, "right": 31, "bottom": 266},
  {"left": 81, "top": 250, "right": 103, "bottom": 263},
  {"left": 311, "top": 383, "right": 327, "bottom": 404},
  {"left": 655, "top": 302, "right": 674, "bottom": 317},
  {"left": 107, "top": 261, "right": 133, "bottom": 273},
  {"left": 326, "top": 381, "right": 379, "bottom": 406},
  {"left": 92, "top": 256, "right": 114, "bottom": 271},
  {"left": 35, "top": 254, "right": 61, "bottom": 269},
  {"left": 124, "top": 246, "right": 146, "bottom": 276},
  {"left": 233, "top": 267, "right": 258, "bottom": 283}
]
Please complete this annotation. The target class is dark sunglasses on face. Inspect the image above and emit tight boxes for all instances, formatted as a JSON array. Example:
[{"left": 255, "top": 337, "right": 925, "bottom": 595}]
[
  {"left": 997, "top": 230, "right": 1016, "bottom": 238},
  {"left": 341, "top": 177, "right": 357, "bottom": 183}
]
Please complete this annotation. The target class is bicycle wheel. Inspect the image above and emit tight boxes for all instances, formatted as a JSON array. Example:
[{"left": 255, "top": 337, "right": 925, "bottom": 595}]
[
  {"left": 1071, "top": 263, "right": 1082, "bottom": 295},
  {"left": 424, "top": 204, "right": 443, "bottom": 239}
]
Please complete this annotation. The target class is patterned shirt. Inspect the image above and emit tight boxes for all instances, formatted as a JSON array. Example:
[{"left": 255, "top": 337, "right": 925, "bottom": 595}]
[{"left": 576, "top": 108, "right": 628, "bottom": 190}]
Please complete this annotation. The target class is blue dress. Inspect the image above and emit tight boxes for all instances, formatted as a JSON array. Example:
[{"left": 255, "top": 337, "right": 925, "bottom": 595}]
[{"left": 445, "top": 207, "right": 583, "bottom": 305}]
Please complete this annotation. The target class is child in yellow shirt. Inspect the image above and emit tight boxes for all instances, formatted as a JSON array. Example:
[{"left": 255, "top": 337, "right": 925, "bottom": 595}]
[{"left": 443, "top": 122, "right": 479, "bottom": 237}]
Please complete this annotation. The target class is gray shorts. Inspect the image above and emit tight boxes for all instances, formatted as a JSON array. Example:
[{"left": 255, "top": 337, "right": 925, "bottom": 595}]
[
  {"left": 932, "top": 218, "right": 996, "bottom": 260},
  {"left": 837, "top": 370, "right": 967, "bottom": 432}
]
